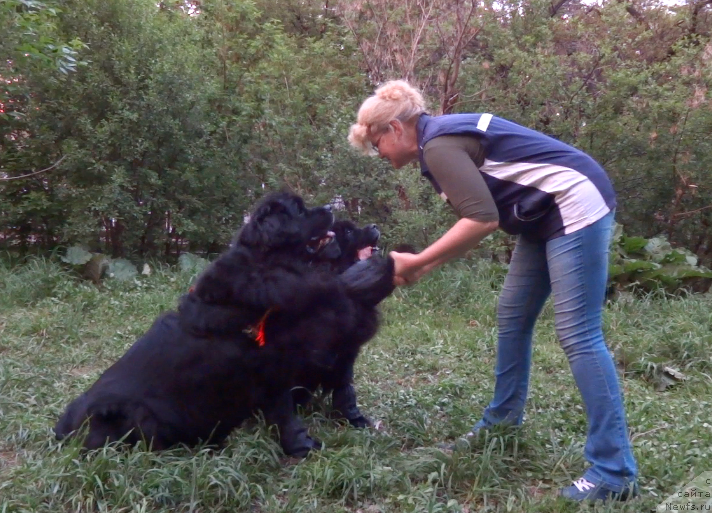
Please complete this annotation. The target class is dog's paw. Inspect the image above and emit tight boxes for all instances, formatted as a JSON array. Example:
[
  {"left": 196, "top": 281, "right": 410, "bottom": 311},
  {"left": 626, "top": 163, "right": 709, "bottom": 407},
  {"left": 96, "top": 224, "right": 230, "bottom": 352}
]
[
  {"left": 347, "top": 415, "right": 372, "bottom": 429},
  {"left": 306, "top": 436, "right": 323, "bottom": 452},
  {"left": 284, "top": 435, "right": 323, "bottom": 458},
  {"left": 339, "top": 257, "right": 394, "bottom": 306},
  {"left": 331, "top": 384, "right": 372, "bottom": 429}
]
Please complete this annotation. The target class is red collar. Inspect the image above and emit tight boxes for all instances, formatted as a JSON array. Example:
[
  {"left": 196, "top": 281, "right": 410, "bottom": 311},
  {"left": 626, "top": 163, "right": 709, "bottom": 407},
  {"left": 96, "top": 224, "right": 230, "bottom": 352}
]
[
  {"left": 242, "top": 308, "right": 273, "bottom": 347},
  {"left": 188, "top": 286, "right": 272, "bottom": 347}
]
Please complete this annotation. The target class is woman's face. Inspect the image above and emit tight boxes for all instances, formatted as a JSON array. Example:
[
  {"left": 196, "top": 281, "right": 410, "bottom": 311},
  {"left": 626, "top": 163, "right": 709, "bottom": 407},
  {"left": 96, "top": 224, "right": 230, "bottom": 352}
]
[{"left": 369, "top": 120, "right": 419, "bottom": 169}]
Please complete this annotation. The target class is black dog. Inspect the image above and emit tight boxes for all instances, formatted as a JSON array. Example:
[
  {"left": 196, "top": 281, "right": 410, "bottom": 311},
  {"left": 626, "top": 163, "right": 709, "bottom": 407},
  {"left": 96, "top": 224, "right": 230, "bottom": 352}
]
[
  {"left": 293, "top": 219, "right": 382, "bottom": 428},
  {"left": 54, "top": 192, "right": 394, "bottom": 457},
  {"left": 324, "top": 220, "right": 381, "bottom": 273}
]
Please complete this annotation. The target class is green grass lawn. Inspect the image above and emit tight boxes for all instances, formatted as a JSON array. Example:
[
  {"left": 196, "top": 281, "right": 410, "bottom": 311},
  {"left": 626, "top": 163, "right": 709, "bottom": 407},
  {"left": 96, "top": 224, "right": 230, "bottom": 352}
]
[{"left": 1, "top": 257, "right": 711, "bottom": 512}]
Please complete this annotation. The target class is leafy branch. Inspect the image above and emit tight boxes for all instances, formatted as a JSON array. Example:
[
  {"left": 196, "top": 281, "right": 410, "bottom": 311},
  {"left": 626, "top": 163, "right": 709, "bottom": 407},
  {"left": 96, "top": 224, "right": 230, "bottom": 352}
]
[{"left": 0, "top": 155, "right": 66, "bottom": 181}]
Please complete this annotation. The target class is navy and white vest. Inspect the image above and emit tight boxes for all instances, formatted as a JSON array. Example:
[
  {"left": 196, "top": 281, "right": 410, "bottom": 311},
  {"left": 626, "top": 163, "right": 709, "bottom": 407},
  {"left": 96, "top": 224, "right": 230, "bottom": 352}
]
[{"left": 417, "top": 113, "right": 616, "bottom": 241}]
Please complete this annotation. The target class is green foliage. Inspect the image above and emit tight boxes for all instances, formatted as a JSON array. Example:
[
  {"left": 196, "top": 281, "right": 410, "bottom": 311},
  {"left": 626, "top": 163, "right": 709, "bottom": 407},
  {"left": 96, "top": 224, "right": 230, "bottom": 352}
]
[
  {"left": 59, "top": 246, "right": 92, "bottom": 266},
  {"left": 0, "top": 0, "right": 85, "bottom": 111},
  {"left": 455, "top": 0, "right": 712, "bottom": 264},
  {"left": 608, "top": 224, "right": 712, "bottom": 294},
  {"left": 107, "top": 258, "right": 138, "bottom": 281},
  {"left": 1, "top": 0, "right": 711, "bottom": 272},
  {"left": 2, "top": 0, "right": 259, "bottom": 257},
  {"left": 177, "top": 252, "right": 208, "bottom": 273},
  {"left": 58, "top": 245, "right": 139, "bottom": 282}
]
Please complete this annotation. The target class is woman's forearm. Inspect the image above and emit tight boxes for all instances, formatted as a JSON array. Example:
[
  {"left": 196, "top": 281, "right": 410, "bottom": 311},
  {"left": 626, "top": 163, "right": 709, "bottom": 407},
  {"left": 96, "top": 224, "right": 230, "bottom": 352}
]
[{"left": 417, "top": 218, "right": 498, "bottom": 272}]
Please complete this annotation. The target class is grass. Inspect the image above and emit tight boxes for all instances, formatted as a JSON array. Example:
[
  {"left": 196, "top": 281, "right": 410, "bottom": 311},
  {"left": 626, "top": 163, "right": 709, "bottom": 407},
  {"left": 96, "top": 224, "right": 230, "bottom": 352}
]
[{"left": 1, "top": 256, "right": 711, "bottom": 512}]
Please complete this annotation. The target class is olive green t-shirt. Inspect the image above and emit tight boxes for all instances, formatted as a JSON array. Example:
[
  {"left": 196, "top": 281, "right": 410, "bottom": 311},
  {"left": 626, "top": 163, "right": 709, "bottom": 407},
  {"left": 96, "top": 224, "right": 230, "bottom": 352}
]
[{"left": 422, "top": 135, "right": 499, "bottom": 223}]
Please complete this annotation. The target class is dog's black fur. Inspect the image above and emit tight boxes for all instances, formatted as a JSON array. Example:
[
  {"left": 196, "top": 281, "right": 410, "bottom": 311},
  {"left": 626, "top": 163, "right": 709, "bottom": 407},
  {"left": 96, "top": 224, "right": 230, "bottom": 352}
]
[
  {"left": 324, "top": 220, "right": 381, "bottom": 273},
  {"left": 54, "top": 192, "right": 394, "bottom": 457},
  {"left": 293, "top": 220, "right": 382, "bottom": 428}
]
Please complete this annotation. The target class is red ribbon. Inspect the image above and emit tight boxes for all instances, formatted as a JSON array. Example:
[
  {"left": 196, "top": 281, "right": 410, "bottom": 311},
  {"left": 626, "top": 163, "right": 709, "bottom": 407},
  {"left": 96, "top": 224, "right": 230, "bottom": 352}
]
[{"left": 188, "top": 285, "right": 271, "bottom": 347}]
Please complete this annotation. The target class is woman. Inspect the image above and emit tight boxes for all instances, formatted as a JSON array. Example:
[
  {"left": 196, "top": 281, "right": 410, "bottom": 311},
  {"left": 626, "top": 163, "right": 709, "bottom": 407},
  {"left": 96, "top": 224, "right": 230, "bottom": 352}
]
[{"left": 348, "top": 80, "right": 638, "bottom": 503}]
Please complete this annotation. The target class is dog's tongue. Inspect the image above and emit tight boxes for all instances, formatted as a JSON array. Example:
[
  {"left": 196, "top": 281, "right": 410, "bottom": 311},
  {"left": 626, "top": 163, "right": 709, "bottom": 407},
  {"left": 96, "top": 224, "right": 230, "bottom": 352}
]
[{"left": 357, "top": 247, "right": 373, "bottom": 260}]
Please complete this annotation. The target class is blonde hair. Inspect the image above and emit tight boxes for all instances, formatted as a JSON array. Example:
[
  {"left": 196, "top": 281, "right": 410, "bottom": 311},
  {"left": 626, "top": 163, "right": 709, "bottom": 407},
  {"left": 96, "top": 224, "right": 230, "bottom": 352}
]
[{"left": 348, "top": 80, "right": 426, "bottom": 155}]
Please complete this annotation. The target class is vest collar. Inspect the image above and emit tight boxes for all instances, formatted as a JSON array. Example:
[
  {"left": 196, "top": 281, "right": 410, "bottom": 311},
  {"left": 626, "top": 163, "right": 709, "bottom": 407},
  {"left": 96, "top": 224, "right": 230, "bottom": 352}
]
[{"left": 416, "top": 113, "right": 432, "bottom": 175}]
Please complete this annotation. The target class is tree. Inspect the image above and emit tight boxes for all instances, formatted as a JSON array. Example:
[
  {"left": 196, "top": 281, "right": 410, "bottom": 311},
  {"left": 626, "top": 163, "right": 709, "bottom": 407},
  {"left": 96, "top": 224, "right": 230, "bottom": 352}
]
[
  {"left": 2, "top": 0, "right": 710, "bottom": 264},
  {"left": 0, "top": 0, "right": 84, "bottom": 118},
  {"left": 339, "top": 0, "right": 482, "bottom": 113}
]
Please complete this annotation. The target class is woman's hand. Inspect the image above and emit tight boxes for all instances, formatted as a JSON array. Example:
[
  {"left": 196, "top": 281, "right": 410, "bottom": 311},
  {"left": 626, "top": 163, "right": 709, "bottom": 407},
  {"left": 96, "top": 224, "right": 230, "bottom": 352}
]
[{"left": 390, "top": 251, "right": 427, "bottom": 287}]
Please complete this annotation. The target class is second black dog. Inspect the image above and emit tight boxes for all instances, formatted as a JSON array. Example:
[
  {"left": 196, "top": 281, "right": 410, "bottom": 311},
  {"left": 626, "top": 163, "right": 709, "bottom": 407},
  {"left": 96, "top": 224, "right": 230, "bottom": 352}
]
[{"left": 293, "top": 219, "right": 383, "bottom": 428}]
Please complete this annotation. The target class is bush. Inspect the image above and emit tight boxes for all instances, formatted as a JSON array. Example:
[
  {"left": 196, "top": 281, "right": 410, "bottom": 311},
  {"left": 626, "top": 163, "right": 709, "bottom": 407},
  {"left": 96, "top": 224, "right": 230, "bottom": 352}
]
[{"left": 608, "top": 224, "right": 712, "bottom": 295}]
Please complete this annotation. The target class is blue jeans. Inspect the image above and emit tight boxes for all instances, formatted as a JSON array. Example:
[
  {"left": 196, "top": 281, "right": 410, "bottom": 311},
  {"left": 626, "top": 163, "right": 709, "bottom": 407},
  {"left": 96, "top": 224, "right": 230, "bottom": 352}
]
[{"left": 475, "top": 211, "right": 638, "bottom": 491}]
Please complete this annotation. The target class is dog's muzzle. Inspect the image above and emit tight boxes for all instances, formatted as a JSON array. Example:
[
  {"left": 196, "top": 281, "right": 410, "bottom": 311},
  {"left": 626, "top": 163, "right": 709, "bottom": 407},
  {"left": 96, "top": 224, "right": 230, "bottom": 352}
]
[{"left": 358, "top": 224, "right": 381, "bottom": 260}]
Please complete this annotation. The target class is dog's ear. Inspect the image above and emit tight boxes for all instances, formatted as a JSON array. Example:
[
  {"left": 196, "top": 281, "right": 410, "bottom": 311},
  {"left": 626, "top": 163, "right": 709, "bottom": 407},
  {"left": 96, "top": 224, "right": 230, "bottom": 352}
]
[
  {"left": 238, "top": 201, "right": 303, "bottom": 249},
  {"left": 238, "top": 218, "right": 263, "bottom": 248},
  {"left": 238, "top": 195, "right": 279, "bottom": 248},
  {"left": 239, "top": 216, "right": 280, "bottom": 248}
]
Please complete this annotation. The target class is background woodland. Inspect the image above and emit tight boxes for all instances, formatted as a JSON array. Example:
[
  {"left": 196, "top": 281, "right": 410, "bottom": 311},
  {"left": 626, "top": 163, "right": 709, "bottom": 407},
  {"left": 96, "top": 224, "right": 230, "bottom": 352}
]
[{"left": 2, "top": 0, "right": 711, "bottom": 264}]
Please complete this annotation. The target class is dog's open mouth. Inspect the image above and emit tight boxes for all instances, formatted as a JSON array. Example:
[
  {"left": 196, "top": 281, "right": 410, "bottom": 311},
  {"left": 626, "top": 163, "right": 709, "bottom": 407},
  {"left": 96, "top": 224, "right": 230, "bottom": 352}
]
[
  {"left": 307, "top": 231, "right": 335, "bottom": 253},
  {"left": 357, "top": 245, "right": 378, "bottom": 260}
]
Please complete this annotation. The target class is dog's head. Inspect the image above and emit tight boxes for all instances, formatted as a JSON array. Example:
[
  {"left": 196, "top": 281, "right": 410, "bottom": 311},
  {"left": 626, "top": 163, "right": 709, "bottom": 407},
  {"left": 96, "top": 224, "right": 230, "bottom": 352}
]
[
  {"left": 317, "top": 220, "right": 381, "bottom": 273},
  {"left": 237, "top": 192, "right": 336, "bottom": 258}
]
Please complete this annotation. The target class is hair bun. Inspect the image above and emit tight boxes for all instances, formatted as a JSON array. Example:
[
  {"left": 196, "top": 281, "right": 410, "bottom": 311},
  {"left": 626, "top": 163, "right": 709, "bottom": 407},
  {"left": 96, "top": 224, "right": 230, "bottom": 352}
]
[
  {"left": 376, "top": 80, "right": 425, "bottom": 111},
  {"left": 347, "top": 123, "right": 370, "bottom": 150}
]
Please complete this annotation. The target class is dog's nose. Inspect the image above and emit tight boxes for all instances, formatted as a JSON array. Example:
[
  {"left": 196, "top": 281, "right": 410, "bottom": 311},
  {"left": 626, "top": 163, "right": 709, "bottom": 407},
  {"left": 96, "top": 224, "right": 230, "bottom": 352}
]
[
  {"left": 366, "top": 224, "right": 378, "bottom": 230},
  {"left": 323, "top": 204, "right": 332, "bottom": 212}
]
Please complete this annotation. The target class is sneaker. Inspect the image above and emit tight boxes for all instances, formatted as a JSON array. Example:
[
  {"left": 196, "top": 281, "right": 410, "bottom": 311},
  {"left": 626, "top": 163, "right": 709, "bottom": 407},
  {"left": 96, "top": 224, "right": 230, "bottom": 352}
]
[{"left": 559, "top": 477, "right": 639, "bottom": 502}]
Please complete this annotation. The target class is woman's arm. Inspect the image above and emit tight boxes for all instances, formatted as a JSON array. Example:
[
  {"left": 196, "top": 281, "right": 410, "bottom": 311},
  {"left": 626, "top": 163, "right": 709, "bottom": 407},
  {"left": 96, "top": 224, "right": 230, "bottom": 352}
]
[
  {"left": 390, "top": 217, "right": 498, "bottom": 286},
  {"left": 391, "top": 135, "right": 500, "bottom": 286}
]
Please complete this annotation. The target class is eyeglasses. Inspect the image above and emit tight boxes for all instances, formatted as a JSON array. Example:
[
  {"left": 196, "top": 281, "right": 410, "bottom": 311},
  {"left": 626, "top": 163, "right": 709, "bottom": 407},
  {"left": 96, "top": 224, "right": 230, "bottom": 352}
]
[{"left": 370, "top": 131, "right": 387, "bottom": 155}]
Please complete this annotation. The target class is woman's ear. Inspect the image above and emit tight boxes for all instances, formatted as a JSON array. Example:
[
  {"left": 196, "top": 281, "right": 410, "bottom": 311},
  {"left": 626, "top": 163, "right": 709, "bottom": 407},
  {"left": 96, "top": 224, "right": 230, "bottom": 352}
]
[{"left": 390, "top": 119, "right": 402, "bottom": 138}]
